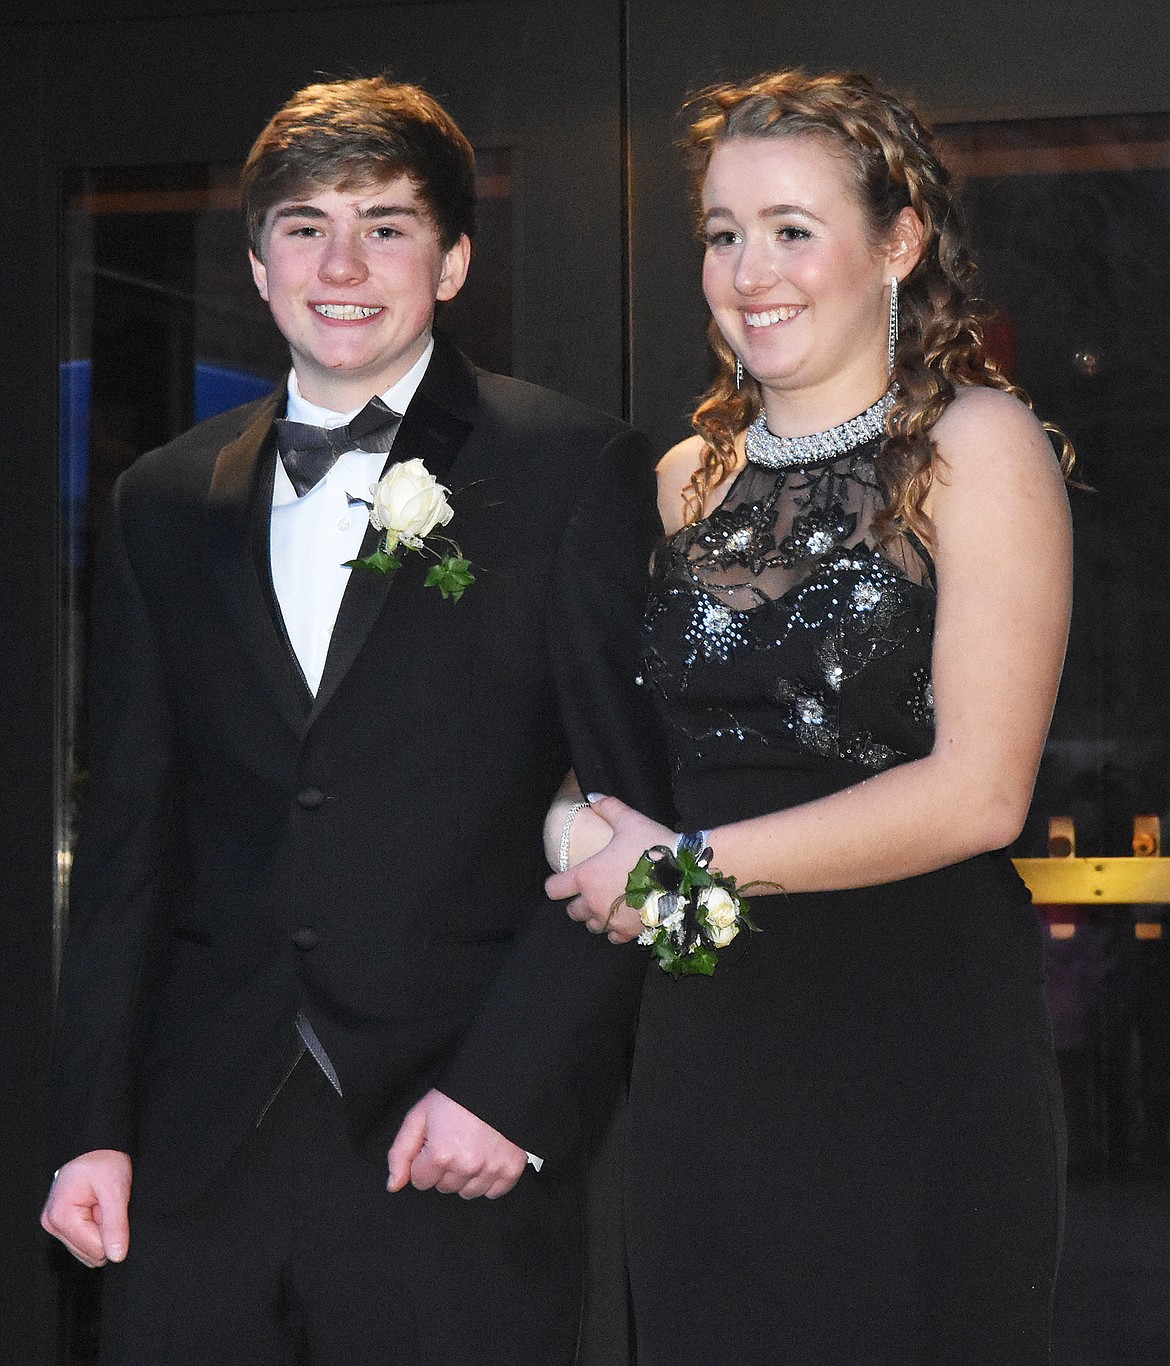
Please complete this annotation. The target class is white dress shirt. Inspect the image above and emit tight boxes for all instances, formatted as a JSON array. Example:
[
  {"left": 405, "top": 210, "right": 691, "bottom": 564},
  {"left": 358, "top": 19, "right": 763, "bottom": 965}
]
[{"left": 269, "top": 340, "right": 433, "bottom": 695}]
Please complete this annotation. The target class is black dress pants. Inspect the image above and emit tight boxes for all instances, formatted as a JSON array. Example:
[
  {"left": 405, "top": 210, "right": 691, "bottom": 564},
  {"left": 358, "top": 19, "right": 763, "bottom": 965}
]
[{"left": 98, "top": 1055, "right": 584, "bottom": 1365}]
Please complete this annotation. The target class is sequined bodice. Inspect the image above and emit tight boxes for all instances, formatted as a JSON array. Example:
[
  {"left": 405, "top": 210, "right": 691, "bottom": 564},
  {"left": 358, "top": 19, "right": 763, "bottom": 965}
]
[{"left": 641, "top": 436, "right": 937, "bottom": 784}]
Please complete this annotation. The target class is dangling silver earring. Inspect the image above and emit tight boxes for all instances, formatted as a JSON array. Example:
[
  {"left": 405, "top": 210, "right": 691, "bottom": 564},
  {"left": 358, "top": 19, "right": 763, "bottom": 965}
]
[
  {"left": 735, "top": 356, "right": 743, "bottom": 390},
  {"left": 888, "top": 275, "right": 900, "bottom": 376}
]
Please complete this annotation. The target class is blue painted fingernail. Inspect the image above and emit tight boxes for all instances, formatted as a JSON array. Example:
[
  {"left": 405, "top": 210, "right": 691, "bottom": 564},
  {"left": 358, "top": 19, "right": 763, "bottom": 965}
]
[{"left": 585, "top": 792, "right": 607, "bottom": 804}]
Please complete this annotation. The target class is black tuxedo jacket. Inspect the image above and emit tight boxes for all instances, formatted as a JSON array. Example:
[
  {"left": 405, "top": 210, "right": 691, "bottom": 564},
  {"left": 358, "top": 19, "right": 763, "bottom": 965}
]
[{"left": 51, "top": 336, "right": 670, "bottom": 1210}]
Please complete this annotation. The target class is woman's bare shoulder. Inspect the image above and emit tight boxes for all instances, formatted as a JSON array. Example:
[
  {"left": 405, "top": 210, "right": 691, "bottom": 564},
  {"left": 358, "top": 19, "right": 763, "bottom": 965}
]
[
  {"left": 931, "top": 385, "right": 1049, "bottom": 452},
  {"left": 926, "top": 384, "right": 1069, "bottom": 530},
  {"left": 655, "top": 434, "right": 708, "bottom": 536}
]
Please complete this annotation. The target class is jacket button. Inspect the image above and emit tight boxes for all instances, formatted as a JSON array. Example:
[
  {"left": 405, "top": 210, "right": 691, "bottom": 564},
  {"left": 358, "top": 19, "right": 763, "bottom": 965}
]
[
  {"left": 297, "top": 788, "right": 324, "bottom": 810},
  {"left": 291, "top": 927, "right": 319, "bottom": 951}
]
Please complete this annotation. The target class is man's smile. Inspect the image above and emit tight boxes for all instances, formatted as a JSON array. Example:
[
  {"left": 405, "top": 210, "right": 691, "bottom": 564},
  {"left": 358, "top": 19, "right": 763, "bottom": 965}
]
[{"left": 312, "top": 303, "right": 384, "bottom": 320}]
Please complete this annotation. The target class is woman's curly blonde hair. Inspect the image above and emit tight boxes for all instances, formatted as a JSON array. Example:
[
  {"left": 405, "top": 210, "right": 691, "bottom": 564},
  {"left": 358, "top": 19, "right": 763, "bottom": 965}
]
[{"left": 681, "top": 69, "right": 1073, "bottom": 541}]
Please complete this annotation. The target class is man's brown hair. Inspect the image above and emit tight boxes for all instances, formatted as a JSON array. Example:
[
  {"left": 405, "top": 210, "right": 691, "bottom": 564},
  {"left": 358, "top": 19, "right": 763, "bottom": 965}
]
[{"left": 242, "top": 75, "right": 476, "bottom": 256}]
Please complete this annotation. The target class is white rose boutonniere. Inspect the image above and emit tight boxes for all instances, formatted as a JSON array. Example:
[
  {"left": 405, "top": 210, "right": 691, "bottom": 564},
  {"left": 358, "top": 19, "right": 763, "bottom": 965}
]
[
  {"left": 623, "top": 842, "right": 773, "bottom": 978},
  {"left": 346, "top": 458, "right": 475, "bottom": 601},
  {"left": 371, "top": 458, "right": 453, "bottom": 548}
]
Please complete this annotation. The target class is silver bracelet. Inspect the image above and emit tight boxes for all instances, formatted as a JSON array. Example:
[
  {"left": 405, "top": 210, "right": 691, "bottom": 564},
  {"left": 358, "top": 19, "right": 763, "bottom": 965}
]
[{"left": 558, "top": 800, "right": 590, "bottom": 873}]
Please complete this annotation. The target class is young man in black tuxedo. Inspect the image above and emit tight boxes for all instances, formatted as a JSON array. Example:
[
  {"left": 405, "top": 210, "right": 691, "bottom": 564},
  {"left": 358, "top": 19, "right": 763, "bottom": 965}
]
[{"left": 42, "top": 76, "right": 667, "bottom": 1364}]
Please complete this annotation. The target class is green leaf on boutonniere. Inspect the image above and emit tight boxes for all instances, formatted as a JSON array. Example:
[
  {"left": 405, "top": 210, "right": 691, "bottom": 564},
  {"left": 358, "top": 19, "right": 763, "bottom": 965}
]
[
  {"left": 345, "top": 547, "right": 401, "bottom": 575},
  {"left": 425, "top": 556, "right": 476, "bottom": 602}
]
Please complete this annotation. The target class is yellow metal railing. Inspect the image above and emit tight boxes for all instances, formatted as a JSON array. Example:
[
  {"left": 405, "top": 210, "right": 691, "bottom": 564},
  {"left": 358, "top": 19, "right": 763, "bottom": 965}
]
[
  {"left": 1013, "top": 816, "right": 1167, "bottom": 938},
  {"left": 1013, "top": 856, "right": 1170, "bottom": 904}
]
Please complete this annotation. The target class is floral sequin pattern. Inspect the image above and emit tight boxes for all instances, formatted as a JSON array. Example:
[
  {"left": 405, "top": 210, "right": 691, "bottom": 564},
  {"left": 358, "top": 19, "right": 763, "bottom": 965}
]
[
  {"left": 683, "top": 594, "right": 751, "bottom": 666},
  {"left": 770, "top": 549, "right": 922, "bottom": 769},
  {"left": 901, "top": 666, "right": 936, "bottom": 727},
  {"left": 690, "top": 500, "right": 781, "bottom": 578},
  {"left": 788, "top": 547, "right": 901, "bottom": 637},
  {"left": 642, "top": 436, "right": 937, "bottom": 776},
  {"left": 842, "top": 732, "right": 900, "bottom": 771},
  {"left": 775, "top": 503, "right": 856, "bottom": 566},
  {"left": 774, "top": 679, "right": 837, "bottom": 759}
]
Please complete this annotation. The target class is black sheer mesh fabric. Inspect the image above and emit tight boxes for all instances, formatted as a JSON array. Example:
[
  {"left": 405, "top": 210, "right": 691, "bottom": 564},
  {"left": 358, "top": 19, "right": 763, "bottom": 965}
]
[{"left": 641, "top": 435, "right": 938, "bottom": 778}]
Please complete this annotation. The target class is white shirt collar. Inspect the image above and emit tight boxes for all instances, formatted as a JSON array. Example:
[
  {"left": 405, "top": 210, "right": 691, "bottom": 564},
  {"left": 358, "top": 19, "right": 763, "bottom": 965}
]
[{"left": 274, "top": 339, "right": 435, "bottom": 505}]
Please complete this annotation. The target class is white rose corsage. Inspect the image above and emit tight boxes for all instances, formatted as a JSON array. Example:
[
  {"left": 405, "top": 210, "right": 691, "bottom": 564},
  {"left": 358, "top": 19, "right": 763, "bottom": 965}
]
[
  {"left": 624, "top": 838, "right": 763, "bottom": 978},
  {"left": 346, "top": 457, "right": 475, "bottom": 601}
]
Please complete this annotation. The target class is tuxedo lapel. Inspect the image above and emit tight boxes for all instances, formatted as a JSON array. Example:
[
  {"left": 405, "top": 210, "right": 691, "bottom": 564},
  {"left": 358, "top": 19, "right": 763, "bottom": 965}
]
[
  {"left": 207, "top": 389, "right": 311, "bottom": 734},
  {"left": 310, "top": 337, "right": 477, "bottom": 723}
]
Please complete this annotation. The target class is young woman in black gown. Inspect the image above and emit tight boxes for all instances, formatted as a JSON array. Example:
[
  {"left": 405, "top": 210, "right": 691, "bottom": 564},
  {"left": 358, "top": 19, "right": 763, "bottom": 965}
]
[{"left": 548, "top": 69, "right": 1072, "bottom": 1363}]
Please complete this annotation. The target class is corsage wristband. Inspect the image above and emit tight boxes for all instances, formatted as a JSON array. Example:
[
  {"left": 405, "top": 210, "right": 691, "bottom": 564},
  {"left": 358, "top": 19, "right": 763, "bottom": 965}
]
[
  {"left": 622, "top": 836, "right": 759, "bottom": 979},
  {"left": 674, "top": 829, "right": 711, "bottom": 857}
]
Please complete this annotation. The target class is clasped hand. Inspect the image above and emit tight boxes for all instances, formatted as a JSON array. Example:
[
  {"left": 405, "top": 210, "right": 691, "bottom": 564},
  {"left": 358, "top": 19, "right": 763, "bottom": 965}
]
[
  {"left": 544, "top": 796, "right": 675, "bottom": 942},
  {"left": 41, "top": 1149, "right": 132, "bottom": 1267},
  {"left": 387, "top": 1088, "right": 528, "bottom": 1200}
]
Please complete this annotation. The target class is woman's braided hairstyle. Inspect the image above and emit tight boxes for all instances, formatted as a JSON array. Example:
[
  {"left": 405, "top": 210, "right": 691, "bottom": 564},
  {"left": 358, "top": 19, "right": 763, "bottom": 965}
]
[{"left": 680, "top": 69, "right": 1072, "bottom": 540}]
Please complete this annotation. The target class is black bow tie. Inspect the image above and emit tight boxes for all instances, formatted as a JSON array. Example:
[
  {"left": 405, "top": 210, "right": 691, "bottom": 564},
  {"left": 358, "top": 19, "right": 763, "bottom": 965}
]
[{"left": 273, "top": 395, "right": 404, "bottom": 497}]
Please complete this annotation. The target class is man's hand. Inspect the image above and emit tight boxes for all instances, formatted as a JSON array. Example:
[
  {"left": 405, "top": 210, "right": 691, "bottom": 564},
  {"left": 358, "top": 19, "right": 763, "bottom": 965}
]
[
  {"left": 41, "top": 1150, "right": 132, "bottom": 1267},
  {"left": 387, "top": 1089, "right": 527, "bottom": 1200}
]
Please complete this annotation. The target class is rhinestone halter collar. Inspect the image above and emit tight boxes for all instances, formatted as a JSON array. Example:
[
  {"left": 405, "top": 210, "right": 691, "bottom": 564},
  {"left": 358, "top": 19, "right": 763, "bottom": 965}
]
[{"left": 745, "top": 388, "right": 896, "bottom": 469}]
